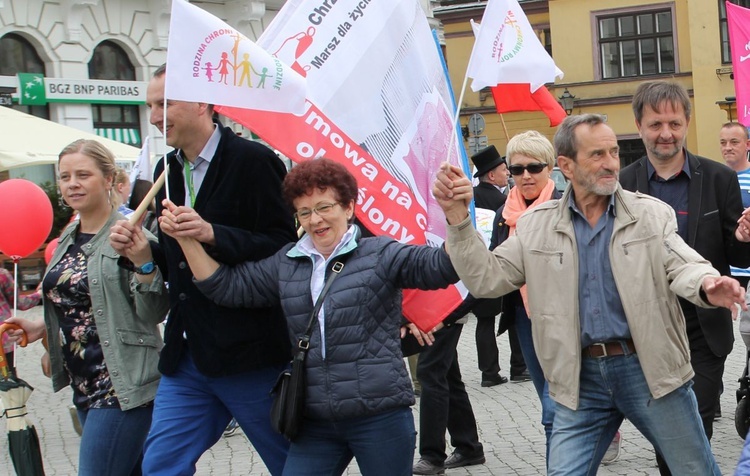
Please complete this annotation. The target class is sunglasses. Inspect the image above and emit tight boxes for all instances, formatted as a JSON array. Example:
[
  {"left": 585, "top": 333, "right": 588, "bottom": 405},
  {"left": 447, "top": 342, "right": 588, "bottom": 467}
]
[{"left": 508, "top": 163, "right": 547, "bottom": 176}]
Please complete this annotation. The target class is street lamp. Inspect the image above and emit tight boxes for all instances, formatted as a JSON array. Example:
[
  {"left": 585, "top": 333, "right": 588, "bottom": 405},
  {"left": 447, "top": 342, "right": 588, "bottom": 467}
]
[{"left": 559, "top": 88, "right": 576, "bottom": 116}]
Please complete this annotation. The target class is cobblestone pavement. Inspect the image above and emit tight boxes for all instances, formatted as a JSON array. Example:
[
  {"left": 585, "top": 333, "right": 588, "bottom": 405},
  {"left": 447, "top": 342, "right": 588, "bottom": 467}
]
[{"left": 1, "top": 306, "right": 746, "bottom": 475}]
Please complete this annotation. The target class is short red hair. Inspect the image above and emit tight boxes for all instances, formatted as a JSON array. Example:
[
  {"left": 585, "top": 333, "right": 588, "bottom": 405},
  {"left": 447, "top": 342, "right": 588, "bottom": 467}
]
[{"left": 283, "top": 158, "right": 358, "bottom": 207}]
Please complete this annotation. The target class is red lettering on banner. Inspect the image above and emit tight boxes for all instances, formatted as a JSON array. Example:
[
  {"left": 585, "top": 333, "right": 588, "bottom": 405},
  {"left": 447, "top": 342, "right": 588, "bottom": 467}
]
[{"left": 217, "top": 102, "right": 426, "bottom": 245}]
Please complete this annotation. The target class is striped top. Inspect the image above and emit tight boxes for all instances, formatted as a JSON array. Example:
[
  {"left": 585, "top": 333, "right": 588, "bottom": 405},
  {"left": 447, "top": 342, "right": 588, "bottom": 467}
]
[{"left": 731, "top": 168, "right": 750, "bottom": 277}]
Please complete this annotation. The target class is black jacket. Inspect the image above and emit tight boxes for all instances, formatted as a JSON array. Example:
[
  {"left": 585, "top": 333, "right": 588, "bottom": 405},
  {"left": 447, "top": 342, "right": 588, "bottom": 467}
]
[
  {"left": 620, "top": 150, "right": 750, "bottom": 356},
  {"left": 474, "top": 181, "right": 507, "bottom": 212},
  {"left": 153, "top": 123, "right": 297, "bottom": 376}
]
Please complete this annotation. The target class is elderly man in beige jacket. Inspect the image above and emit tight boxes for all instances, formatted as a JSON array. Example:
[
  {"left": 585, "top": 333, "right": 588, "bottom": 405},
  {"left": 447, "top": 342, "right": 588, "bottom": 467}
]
[{"left": 433, "top": 114, "right": 749, "bottom": 475}]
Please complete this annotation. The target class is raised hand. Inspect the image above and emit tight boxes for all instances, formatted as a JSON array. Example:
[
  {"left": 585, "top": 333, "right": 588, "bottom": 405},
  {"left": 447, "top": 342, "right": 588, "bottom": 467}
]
[{"left": 432, "top": 162, "right": 473, "bottom": 225}]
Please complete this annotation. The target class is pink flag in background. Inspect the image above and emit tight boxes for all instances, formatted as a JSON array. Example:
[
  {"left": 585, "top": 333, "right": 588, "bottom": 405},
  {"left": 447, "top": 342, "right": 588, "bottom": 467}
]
[{"left": 727, "top": 1, "right": 750, "bottom": 127}]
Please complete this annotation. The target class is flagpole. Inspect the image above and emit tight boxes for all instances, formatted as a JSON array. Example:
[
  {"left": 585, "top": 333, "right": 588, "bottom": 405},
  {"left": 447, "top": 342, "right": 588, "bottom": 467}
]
[
  {"left": 499, "top": 114, "right": 510, "bottom": 142},
  {"left": 129, "top": 170, "right": 166, "bottom": 225},
  {"left": 163, "top": 74, "right": 171, "bottom": 203},
  {"left": 447, "top": 71, "right": 472, "bottom": 164}
]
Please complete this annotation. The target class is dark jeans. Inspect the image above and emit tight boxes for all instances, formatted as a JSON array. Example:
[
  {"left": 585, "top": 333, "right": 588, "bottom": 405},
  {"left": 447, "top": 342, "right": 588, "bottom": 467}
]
[
  {"left": 282, "top": 408, "right": 415, "bottom": 476},
  {"left": 143, "top": 353, "right": 289, "bottom": 475},
  {"left": 417, "top": 324, "right": 483, "bottom": 464},
  {"left": 515, "top": 305, "right": 554, "bottom": 463},
  {"left": 656, "top": 307, "right": 726, "bottom": 475}
]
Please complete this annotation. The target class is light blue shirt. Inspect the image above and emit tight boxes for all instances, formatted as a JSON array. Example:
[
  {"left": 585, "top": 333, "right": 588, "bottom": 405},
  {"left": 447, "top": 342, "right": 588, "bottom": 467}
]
[
  {"left": 568, "top": 193, "right": 630, "bottom": 348},
  {"left": 293, "top": 225, "right": 357, "bottom": 358},
  {"left": 175, "top": 124, "right": 221, "bottom": 206}
]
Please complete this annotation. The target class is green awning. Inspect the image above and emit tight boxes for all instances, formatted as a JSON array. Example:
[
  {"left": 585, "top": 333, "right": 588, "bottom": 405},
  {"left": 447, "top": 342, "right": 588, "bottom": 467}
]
[{"left": 94, "top": 128, "right": 141, "bottom": 146}]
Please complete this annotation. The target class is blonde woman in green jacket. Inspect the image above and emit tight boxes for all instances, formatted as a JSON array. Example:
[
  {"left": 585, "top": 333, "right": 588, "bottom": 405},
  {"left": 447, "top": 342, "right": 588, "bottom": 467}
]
[{"left": 8, "top": 139, "right": 169, "bottom": 476}]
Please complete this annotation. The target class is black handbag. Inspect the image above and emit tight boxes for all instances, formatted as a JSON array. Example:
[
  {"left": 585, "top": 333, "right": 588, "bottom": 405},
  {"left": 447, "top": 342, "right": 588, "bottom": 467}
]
[{"left": 270, "top": 259, "right": 346, "bottom": 440}]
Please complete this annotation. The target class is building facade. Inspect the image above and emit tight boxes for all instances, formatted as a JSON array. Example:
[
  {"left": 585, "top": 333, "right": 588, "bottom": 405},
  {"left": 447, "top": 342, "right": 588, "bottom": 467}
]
[{"left": 434, "top": 0, "right": 749, "bottom": 165}]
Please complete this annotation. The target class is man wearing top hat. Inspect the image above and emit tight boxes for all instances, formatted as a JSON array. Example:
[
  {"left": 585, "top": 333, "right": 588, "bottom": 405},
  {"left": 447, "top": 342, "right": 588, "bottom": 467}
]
[{"left": 473, "top": 145, "right": 510, "bottom": 209}]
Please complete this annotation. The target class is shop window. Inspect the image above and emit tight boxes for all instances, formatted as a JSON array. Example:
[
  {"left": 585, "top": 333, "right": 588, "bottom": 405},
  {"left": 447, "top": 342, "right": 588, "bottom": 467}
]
[
  {"left": 88, "top": 41, "right": 141, "bottom": 147},
  {"left": 597, "top": 9, "right": 675, "bottom": 79},
  {"left": 0, "top": 33, "right": 49, "bottom": 118}
]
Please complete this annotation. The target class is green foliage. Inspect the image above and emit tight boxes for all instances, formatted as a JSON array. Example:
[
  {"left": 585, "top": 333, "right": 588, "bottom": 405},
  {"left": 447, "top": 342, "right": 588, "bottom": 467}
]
[{"left": 39, "top": 181, "right": 73, "bottom": 241}]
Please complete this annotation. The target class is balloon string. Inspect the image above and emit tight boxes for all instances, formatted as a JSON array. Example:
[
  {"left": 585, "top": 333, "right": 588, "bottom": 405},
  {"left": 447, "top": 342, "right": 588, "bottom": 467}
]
[{"left": 12, "top": 260, "right": 18, "bottom": 362}]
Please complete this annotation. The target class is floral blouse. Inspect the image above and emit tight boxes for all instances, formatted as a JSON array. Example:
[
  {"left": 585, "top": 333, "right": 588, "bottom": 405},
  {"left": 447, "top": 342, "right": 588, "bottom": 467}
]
[
  {"left": 0, "top": 268, "right": 42, "bottom": 354},
  {"left": 43, "top": 232, "right": 119, "bottom": 410}
]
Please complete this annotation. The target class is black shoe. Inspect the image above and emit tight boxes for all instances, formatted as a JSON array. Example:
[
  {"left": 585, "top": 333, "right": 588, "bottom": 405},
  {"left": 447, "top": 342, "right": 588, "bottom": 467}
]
[
  {"left": 413, "top": 458, "right": 445, "bottom": 475},
  {"left": 481, "top": 374, "right": 508, "bottom": 387},
  {"left": 714, "top": 407, "right": 722, "bottom": 420},
  {"left": 444, "top": 451, "right": 486, "bottom": 469},
  {"left": 511, "top": 370, "right": 531, "bottom": 382}
]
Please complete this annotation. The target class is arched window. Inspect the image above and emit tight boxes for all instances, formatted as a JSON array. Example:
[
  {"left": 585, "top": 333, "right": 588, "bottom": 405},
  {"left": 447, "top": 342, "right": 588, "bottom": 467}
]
[
  {"left": 0, "top": 33, "right": 49, "bottom": 119},
  {"left": 89, "top": 41, "right": 141, "bottom": 146}
]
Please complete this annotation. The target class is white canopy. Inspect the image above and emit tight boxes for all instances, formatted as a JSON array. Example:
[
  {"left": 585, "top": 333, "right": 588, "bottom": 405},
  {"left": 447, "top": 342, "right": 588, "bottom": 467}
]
[{"left": 0, "top": 106, "right": 141, "bottom": 172}]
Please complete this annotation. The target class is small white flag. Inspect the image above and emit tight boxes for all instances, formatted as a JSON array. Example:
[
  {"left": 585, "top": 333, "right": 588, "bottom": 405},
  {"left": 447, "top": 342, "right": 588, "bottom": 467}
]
[
  {"left": 129, "top": 136, "right": 151, "bottom": 185},
  {"left": 467, "top": 0, "right": 563, "bottom": 92},
  {"left": 166, "top": 0, "right": 307, "bottom": 114}
]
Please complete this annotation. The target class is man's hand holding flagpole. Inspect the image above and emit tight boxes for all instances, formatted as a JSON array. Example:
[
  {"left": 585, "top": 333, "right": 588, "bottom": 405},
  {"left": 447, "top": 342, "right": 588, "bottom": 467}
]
[{"left": 128, "top": 170, "right": 166, "bottom": 226}]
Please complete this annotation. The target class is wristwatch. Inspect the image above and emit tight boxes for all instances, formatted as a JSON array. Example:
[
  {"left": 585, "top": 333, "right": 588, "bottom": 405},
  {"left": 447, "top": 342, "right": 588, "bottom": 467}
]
[{"left": 134, "top": 261, "right": 156, "bottom": 275}]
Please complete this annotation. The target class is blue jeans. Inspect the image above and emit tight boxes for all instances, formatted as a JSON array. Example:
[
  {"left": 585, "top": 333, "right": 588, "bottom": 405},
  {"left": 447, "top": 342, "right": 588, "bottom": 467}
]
[
  {"left": 282, "top": 407, "right": 416, "bottom": 476},
  {"left": 77, "top": 405, "right": 153, "bottom": 476},
  {"left": 142, "top": 353, "right": 289, "bottom": 475},
  {"left": 549, "top": 353, "right": 719, "bottom": 475},
  {"left": 515, "top": 305, "right": 554, "bottom": 457},
  {"left": 737, "top": 430, "right": 750, "bottom": 475}
]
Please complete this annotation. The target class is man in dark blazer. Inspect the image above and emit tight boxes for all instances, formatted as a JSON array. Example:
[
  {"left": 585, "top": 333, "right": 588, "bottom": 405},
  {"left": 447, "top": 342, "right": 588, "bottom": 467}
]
[
  {"left": 620, "top": 80, "right": 750, "bottom": 475},
  {"left": 111, "top": 64, "right": 296, "bottom": 475}
]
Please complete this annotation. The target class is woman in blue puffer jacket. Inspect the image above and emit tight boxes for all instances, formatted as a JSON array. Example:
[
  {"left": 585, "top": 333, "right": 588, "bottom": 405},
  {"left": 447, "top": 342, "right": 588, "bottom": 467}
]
[{"left": 159, "top": 157, "right": 459, "bottom": 476}]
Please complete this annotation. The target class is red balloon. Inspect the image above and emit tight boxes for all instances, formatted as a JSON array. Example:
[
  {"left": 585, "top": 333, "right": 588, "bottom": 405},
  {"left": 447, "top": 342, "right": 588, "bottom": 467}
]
[
  {"left": 44, "top": 238, "right": 59, "bottom": 265},
  {"left": 0, "top": 179, "right": 53, "bottom": 259}
]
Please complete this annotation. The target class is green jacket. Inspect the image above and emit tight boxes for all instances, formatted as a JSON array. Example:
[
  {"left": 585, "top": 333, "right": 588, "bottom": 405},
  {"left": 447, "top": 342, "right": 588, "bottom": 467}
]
[
  {"left": 447, "top": 185, "right": 719, "bottom": 410},
  {"left": 44, "top": 210, "right": 169, "bottom": 410}
]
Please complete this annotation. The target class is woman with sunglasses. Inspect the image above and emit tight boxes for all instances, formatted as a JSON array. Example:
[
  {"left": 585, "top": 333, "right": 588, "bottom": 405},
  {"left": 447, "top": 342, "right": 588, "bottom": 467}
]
[
  {"left": 159, "top": 158, "right": 459, "bottom": 476},
  {"left": 489, "top": 130, "right": 562, "bottom": 465}
]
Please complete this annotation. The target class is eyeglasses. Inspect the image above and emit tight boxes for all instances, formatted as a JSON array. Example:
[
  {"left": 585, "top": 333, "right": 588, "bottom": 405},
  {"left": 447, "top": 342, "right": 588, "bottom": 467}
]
[
  {"left": 508, "top": 163, "right": 547, "bottom": 176},
  {"left": 295, "top": 202, "right": 341, "bottom": 221}
]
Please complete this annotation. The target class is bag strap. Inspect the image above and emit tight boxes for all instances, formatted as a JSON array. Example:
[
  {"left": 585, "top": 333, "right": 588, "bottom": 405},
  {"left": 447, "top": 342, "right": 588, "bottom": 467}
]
[{"left": 296, "top": 258, "right": 347, "bottom": 353}]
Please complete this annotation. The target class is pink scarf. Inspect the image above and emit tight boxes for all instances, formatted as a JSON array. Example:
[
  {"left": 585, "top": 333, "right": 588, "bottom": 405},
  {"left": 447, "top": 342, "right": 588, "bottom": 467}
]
[{"left": 502, "top": 178, "right": 556, "bottom": 312}]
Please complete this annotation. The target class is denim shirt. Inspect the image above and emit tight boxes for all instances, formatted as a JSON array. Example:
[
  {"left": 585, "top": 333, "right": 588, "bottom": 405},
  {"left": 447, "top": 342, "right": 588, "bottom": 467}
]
[{"left": 569, "top": 193, "right": 630, "bottom": 348}]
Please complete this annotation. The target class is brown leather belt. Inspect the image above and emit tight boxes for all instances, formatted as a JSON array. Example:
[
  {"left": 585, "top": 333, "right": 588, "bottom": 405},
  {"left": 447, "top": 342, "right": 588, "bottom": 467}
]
[{"left": 582, "top": 339, "right": 636, "bottom": 358}]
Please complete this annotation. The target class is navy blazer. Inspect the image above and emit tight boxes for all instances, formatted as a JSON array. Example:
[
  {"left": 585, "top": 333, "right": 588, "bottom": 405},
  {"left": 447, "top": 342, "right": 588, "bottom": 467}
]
[
  {"left": 620, "top": 150, "right": 750, "bottom": 356},
  {"left": 153, "top": 123, "right": 297, "bottom": 376}
]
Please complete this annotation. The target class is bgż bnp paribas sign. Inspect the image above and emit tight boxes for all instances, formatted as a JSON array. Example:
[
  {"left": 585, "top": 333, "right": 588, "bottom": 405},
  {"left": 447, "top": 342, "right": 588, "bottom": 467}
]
[{"left": 16, "top": 73, "right": 146, "bottom": 105}]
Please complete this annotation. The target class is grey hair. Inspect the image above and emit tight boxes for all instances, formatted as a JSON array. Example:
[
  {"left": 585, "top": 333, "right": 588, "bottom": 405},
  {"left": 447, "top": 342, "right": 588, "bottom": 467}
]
[{"left": 553, "top": 114, "right": 607, "bottom": 160}]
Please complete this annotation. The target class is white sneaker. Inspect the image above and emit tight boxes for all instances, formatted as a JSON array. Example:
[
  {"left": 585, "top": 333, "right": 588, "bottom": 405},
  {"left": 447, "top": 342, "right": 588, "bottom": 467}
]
[{"left": 601, "top": 430, "right": 622, "bottom": 465}]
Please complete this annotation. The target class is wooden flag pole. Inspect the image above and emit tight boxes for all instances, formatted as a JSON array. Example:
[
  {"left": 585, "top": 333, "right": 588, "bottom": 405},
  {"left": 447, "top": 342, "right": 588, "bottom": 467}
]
[
  {"left": 128, "top": 170, "right": 166, "bottom": 225},
  {"left": 499, "top": 113, "right": 510, "bottom": 143}
]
